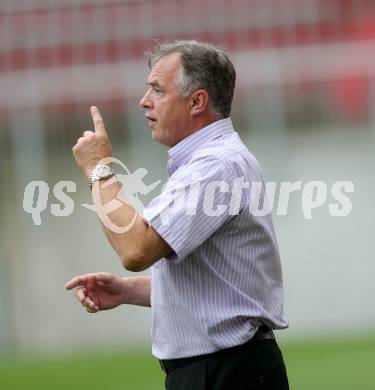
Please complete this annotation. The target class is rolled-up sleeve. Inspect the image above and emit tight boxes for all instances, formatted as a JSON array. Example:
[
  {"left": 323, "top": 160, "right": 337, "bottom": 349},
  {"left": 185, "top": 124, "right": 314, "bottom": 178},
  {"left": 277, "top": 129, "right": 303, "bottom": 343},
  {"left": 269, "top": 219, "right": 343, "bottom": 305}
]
[{"left": 142, "top": 155, "right": 240, "bottom": 262}]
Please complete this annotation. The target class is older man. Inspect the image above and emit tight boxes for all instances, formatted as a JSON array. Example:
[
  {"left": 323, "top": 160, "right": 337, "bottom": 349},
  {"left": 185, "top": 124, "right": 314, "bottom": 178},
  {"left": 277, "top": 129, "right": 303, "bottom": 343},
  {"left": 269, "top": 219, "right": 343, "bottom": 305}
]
[{"left": 66, "top": 40, "right": 289, "bottom": 389}]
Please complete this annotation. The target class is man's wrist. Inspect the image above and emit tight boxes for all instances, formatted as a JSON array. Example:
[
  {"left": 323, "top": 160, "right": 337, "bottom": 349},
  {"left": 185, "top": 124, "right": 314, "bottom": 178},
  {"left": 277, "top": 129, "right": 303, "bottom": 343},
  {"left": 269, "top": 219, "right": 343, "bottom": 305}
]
[
  {"left": 88, "top": 164, "right": 115, "bottom": 189},
  {"left": 121, "top": 276, "right": 151, "bottom": 307},
  {"left": 121, "top": 277, "right": 137, "bottom": 305}
]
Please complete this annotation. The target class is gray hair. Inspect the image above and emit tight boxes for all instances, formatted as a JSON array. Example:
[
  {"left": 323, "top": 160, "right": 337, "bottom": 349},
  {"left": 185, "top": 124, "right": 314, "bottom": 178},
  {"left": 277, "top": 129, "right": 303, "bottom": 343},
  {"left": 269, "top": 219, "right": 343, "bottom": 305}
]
[{"left": 146, "top": 40, "right": 236, "bottom": 118}]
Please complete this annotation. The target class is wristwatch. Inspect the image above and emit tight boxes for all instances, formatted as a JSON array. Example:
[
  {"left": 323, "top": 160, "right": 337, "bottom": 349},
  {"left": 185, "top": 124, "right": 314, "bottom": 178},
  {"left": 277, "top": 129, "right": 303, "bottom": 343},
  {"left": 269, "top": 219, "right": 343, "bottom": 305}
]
[{"left": 88, "top": 164, "right": 115, "bottom": 189}]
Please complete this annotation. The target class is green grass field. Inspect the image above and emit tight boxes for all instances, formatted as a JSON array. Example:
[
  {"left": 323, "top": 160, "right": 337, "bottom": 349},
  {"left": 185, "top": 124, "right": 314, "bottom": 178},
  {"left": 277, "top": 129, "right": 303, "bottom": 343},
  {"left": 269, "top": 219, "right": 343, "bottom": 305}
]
[{"left": 1, "top": 337, "right": 374, "bottom": 390}]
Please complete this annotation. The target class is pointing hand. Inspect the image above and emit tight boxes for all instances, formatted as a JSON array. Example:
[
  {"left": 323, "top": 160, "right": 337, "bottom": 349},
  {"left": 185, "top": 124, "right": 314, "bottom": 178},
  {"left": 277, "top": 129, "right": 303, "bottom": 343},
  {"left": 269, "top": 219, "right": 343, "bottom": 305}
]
[{"left": 72, "top": 106, "right": 113, "bottom": 178}]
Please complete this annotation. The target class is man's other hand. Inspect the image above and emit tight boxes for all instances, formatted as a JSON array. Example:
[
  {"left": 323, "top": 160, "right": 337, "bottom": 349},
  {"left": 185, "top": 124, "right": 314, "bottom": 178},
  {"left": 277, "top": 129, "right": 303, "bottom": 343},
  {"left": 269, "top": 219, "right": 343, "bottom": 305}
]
[{"left": 65, "top": 272, "right": 127, "bottom": 313}]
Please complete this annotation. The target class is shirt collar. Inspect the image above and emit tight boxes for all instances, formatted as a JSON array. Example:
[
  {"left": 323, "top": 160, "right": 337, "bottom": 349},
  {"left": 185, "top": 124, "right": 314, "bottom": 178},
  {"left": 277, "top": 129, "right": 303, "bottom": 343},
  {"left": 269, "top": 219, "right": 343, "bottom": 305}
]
[{"left": 167, "top": 118, "right": 234, "bottom": 175}]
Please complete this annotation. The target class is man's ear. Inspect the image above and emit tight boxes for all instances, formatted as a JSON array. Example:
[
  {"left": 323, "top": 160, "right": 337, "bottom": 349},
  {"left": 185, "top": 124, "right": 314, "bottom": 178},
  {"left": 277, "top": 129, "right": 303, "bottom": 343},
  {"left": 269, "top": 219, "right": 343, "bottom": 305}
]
[{"left": 190, "top": 89, "right": 209, "bottom": 115}]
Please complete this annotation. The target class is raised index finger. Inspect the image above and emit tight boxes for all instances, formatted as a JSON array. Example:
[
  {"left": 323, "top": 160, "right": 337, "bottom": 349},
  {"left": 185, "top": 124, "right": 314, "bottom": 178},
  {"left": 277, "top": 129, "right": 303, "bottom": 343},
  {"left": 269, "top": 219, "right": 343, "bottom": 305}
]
[{"left": 90, "top": 106, "right": 108, "bottom": 137}]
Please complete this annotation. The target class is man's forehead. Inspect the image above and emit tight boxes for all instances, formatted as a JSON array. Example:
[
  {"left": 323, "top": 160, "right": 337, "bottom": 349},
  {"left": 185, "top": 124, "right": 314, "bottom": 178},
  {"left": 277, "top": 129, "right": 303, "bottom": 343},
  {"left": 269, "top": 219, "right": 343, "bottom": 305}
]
[{"left": 147, "top": 52, "right": 182, "bottom": 83}]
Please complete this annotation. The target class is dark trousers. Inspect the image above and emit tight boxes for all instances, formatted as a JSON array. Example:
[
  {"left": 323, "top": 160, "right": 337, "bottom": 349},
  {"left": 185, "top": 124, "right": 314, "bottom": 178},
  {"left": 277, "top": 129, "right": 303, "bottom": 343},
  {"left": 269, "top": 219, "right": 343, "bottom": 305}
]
[{"left": 164, "top": 339, "right": 289, "bottom": 390}]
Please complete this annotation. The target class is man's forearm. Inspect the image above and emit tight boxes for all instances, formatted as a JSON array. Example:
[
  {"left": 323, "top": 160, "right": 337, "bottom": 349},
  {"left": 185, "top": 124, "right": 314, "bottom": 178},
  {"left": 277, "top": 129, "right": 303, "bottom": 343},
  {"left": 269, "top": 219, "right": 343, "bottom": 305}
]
[
  {"left": 92, "top": 176, "right": 170, "bottom": 271},
  {"left": 122, "top": 275, "right": 151, "bottom": 307},
  {"left": 93, "top": 177, "right": 146, "bottom": 258}
]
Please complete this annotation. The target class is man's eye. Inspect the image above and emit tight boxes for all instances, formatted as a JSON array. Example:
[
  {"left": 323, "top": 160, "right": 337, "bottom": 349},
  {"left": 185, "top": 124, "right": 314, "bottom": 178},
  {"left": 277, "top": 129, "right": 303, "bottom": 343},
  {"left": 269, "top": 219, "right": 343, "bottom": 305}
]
[{"left": 153, "top": 88, "right": 162, "bottom": 94}]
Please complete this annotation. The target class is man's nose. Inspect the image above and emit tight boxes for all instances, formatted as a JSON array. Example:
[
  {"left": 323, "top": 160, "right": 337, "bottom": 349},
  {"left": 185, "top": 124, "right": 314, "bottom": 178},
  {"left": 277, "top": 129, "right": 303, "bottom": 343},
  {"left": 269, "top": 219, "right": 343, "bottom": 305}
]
[{"left": 139, "top": 91, "right": 153, "bottom": 109}]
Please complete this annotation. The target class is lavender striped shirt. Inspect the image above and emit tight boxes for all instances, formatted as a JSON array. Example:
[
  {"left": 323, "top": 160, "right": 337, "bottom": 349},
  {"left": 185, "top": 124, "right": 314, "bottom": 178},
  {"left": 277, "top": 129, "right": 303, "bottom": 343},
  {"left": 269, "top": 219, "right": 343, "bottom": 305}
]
[{"left": 143, "top": 118, "right": 288, "bottom": 359}]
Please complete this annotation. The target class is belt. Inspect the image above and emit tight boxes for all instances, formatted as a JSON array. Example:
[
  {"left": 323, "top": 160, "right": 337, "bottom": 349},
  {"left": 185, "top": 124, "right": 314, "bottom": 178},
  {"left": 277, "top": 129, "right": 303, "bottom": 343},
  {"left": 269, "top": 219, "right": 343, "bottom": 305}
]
[{"left": 159, "top": 326, "right": 275, "bottom": 375}]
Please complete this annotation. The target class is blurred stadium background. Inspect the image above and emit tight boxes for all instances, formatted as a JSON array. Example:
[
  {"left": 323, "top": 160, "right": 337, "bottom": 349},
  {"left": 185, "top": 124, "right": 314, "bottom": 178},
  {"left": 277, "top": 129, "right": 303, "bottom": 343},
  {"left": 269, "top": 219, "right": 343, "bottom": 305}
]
[{"left": 0, "top": 0, "right": 374, "bottom": 389}]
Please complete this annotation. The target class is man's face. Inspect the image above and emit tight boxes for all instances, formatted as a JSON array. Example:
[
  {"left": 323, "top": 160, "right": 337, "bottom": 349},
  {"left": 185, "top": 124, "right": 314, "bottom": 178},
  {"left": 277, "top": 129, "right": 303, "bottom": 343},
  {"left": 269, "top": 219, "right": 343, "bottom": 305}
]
[{"left": 139, "top": 53, "right": 193, "bottom": 147}]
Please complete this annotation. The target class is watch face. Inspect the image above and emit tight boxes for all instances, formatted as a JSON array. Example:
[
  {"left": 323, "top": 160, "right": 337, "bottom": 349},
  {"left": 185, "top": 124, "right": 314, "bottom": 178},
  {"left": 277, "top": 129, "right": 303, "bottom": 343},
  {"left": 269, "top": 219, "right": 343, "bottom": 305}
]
[{"left": 96, "top": 165, "right": 110, "bottom": 177}]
